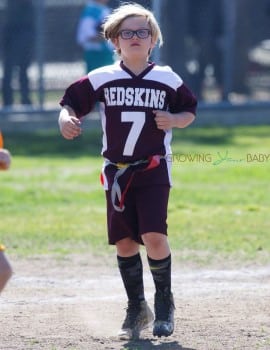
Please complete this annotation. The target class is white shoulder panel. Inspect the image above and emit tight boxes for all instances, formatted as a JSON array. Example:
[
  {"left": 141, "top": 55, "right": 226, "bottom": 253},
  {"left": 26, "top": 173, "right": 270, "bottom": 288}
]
[
  {"left": 145, "top": 65, "right": 183, "bottom": 90},
  {"left": 88, "top": 62, "right": 130, "bottom": 91}
]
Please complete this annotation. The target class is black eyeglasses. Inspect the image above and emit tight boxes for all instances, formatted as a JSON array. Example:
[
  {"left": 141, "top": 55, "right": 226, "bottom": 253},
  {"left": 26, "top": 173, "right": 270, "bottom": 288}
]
[{"left": 118, "top": 29, "right": 151, "bottom": 40}]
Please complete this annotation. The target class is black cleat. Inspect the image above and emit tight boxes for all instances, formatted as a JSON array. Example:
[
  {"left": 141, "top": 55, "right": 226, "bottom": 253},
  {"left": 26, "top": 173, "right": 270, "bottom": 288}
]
[
  {"left": 153, "top": 289, "right": 175, "bottom": 337},
  {"left": 118, "top": 300, "right": 154, "bottom": 339}
]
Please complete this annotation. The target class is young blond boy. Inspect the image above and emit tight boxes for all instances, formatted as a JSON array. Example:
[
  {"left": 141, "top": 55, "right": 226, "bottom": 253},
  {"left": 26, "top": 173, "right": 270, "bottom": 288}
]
[{"left": 59, "top": 3, "right": 197, "bottom": 339}]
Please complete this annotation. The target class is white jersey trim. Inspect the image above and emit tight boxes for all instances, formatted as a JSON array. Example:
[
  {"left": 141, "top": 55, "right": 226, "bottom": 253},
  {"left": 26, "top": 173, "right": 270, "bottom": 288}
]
[
  {"left": 144, "top": 65, "right": 183, "bottom": 90},
  {"left": 88, "top": 62, "right": 130, "bottom": 91},
  {"left": 88, "top": 62, "right": 184, "bottom": 92}
]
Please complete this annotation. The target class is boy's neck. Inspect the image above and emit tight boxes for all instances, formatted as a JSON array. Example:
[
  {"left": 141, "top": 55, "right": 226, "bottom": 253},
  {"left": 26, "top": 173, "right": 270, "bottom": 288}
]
[{"left": 122, "top": 59, "right": 150, "bottom": 76}]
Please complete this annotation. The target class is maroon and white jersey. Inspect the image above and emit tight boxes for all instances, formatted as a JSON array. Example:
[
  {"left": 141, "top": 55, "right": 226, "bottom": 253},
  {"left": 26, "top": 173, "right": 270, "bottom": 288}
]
[{"left": 60, "top": 61, "right": 197, "bottom": 164}]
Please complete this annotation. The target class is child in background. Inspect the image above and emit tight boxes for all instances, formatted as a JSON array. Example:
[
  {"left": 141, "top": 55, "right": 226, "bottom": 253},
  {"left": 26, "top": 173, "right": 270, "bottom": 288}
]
[
  {"left": 0, "top": 132, "right": 11, "bottom": 170},
  {"left": 76, "top": 0, "right": 114, "bottom": 72},
  {"left": 0, "top": 245, "right": 12, "bottom": 293},
  {"left": 0, "top": 131, "right": 13, "bottom": 293},
  {"left": 59, "top": 3, "right": 197, "bottom": 339}
]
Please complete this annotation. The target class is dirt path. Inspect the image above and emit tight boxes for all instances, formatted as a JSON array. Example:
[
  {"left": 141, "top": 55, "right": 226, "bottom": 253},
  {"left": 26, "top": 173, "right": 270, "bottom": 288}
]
[{"left": 1, "top": 254, "right": 269, "bottom": 350}]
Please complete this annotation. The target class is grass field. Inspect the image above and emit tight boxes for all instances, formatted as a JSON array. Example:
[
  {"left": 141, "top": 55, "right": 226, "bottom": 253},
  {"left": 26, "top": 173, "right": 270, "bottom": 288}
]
[{"left": 0, "top": 125, "right": 269, "bottom": 265}]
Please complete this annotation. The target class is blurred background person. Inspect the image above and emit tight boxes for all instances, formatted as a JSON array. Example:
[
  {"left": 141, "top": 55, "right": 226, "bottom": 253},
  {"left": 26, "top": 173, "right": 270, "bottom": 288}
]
[
  {"left": 76, "top": 0, "right": 114, "bottom": 73},
  {"left": 229, "top": 0, "right": 253, "bottom": 101},
  {"left": 160, "top": 0, "right": 255, "bottom": 102},
  {"left": 2, "top": 0, "right": 35, "bottom": 108},
  {"left": 0, "top": 130, "right": 12, "bottom": 294},
  {"left": 159, "top": 0, "right": 223, "bottom": 101},
  {"left": 187, "top": 0, "right": 223, "bottom": 101}
]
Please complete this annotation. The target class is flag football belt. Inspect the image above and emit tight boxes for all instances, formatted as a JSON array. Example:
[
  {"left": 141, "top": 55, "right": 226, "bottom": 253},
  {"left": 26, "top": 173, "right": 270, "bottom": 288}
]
[{"left": 105, "top": 155, "right": 165, "bottom": 212}]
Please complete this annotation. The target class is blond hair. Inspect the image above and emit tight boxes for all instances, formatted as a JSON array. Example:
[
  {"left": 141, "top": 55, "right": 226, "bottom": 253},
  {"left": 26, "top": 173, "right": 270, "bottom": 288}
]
[{"left": 103, "top": 2, "right": 163, "bottom": 55}]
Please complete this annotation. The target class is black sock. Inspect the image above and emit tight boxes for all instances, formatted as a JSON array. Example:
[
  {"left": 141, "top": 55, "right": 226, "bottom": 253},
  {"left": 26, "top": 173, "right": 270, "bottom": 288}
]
[
  {"left": 148, "top": 254, "right": 171, "bottom": 294},
  {"left": 117, "top": 253, "right": 145, "bottom": 302}
]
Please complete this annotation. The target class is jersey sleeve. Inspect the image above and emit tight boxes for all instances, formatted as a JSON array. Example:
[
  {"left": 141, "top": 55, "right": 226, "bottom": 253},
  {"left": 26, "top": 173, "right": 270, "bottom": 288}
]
[
  {"left": 59, "top": 76, "right": 96, "bottom": 118},
  {"left": 169, "top": 83, "right": 197, "bottom": 115}
]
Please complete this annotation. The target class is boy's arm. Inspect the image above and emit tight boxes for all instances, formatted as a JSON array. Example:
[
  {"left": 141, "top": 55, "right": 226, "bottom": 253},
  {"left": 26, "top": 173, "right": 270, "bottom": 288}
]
[
  {"left": 58, "top": 105, "right": 82, "bottom": 140},
  {"left": 153, "top": 110, "right": 195, "bottom": 130}
]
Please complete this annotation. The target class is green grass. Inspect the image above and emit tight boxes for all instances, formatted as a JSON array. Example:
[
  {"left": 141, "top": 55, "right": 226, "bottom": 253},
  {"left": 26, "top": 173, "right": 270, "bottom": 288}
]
[{"left": 1, "top": 125, "right": 270, "bottom": 265}]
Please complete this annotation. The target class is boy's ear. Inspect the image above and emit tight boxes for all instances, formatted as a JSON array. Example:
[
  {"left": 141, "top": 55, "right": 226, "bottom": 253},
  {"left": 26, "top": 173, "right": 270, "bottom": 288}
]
[
  {"left": 112, "top": 37, "right": 119, "bottom": 49},
  {"left": 150, "top": 39, "right": 156, "bottom": 50}
]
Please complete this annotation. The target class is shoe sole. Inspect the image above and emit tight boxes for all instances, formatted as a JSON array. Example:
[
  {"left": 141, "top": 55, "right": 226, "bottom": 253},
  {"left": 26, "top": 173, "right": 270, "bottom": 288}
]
[
  {"left": 153, "top": 329, "right": 174, "bottom": 337},
  {"left": 118, "top": 313, "right": 154, "bottom": 340}
]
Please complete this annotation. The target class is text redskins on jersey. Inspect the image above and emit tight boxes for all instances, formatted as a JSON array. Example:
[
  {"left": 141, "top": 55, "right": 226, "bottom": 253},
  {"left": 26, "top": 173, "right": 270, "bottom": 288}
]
[{"left": 104, "top": 87, "right": 166, "bottom": 108}]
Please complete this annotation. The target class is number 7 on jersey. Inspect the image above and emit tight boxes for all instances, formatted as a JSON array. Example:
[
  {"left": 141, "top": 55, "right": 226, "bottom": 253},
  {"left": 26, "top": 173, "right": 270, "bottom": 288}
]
[{"left": 121, "top": 111, "right": 145, "bottom": 156}]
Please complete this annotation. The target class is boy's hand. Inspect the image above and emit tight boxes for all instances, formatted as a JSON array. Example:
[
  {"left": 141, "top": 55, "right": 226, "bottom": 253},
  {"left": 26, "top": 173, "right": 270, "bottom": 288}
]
[
  {"left": 153, "top": 110, "right": 175, "bottom": 130},
  {"left": 154, "top": 110, "right": 195, "bottom": 129},
  {"left": 59, "top": 115, "right": 82, "bottom": 140}
]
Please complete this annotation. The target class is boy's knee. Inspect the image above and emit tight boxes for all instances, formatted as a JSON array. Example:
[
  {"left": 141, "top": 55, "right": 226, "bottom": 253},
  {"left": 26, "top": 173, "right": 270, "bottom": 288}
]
[
  {"left": 116, "top": 237, "right": 139, "bottom": 257},
  {"left": 142, "top": 232, "right": 166, "bottom": 247}
]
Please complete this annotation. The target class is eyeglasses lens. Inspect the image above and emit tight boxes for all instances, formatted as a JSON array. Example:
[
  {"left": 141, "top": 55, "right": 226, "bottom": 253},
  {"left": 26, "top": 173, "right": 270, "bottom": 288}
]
[{"left": 120, "top": 29, "right": 150, "bottom": 39}]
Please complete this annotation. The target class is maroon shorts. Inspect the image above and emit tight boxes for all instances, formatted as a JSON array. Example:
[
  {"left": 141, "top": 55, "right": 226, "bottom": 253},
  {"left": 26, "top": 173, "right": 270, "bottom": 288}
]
[{"left": 105, "top": 184, "right": 170, "bottom": 245}]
